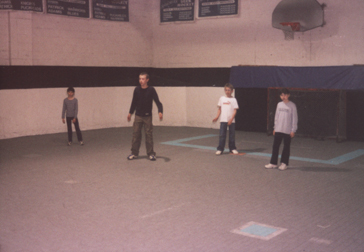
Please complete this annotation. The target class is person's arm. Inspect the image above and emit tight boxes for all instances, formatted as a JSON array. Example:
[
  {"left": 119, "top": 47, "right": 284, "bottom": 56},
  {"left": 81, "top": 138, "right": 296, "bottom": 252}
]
[
  {"left": 227, "top": 99, "right": 239, "bottom": 125},
  {"left": 291, "top": 103, "right": 298, "bottom": 137},
  {"left": 273, "top": 104, "right": 280, "bottom": 135},
  {"left": 228, "top": 108, "right": 237, "bottom": 126},
  {"left": 128, "top": 88, "right": 138, "bottom": 122},
  {"left": 62, "top": 99, "right": 66, "bottom": 123},
  {"left": 213, "top": 107, "right": 221, "bottom": 122},
  {"left": 153, "top": 88, "right": 163, "bottom": 121}
]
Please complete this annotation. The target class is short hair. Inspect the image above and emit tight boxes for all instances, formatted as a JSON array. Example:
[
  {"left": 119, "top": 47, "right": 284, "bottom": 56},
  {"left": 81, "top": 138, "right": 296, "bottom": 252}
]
[
  {"left": 224, "top": 83, "right": 234, "bottom": 90},
  {"left": 67, "top": 87, "right": 75, "bottom": 93},
  {"left": 279, "top": 88, "right": 290, "bottom": 95},
  {"left": 139, "top": 72, "right": 149, "bottom": 79}
]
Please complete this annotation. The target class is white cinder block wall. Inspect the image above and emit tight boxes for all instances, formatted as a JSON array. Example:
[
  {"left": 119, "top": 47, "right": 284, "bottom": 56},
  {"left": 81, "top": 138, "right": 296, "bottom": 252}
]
[
  {"left": 0, "top": 86, "right": 222, "bottom": 139},
  {"left": 151, "top": 0, "right": 364, "bottom": 67},
  {"left": 1, "top": 0, "right": 364, "bottom": 139}
]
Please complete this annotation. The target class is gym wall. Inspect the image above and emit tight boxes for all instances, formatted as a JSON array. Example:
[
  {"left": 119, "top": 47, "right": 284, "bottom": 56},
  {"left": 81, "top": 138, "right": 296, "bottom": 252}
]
[{"left": 1, "top": 0, "right": 364, "bottom": 139}]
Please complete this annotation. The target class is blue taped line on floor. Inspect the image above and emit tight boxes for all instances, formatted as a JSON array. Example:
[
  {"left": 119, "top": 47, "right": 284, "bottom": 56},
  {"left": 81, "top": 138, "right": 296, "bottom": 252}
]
[{"left": 161, "top": 134, "right": 364, "bottom": 165}]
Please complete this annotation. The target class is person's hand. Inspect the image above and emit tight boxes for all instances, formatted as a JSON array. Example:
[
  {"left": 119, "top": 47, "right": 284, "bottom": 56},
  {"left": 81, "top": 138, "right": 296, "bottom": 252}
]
[
  {"left": 72, "top": 118, "right": 76, "bottom": 123},
  {"left": 273, "top": 130, "right": 275, "bottom": 135},
  {"left": 290, "top": 132, "right": 295, "bottom": 138},
  {"left": 127, "top": 113, "right": 131, "bottom": 122},
  {"left": 212, "top": 117, "right": 218, "bottom": 122},
  {"left": 62, "top": 118, "right": 65, "bottom": 124},
  {"left": 227, "top": 120, "right": 233, "bottom": 126},
  {"left": 159, "top": 112, "right": 163, "bottom": 121}
]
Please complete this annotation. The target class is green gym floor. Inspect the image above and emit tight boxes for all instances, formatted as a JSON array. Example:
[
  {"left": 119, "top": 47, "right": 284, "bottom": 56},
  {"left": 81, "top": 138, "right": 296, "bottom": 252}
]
[{"left": 1, "top": 126, "right": 363, "bottom": 252}]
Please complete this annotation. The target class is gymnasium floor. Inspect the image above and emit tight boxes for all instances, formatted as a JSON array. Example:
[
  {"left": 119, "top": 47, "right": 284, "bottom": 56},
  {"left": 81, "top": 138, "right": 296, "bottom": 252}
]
[{"left": 1, "top": 126, "right": 364, "bottom": 252}]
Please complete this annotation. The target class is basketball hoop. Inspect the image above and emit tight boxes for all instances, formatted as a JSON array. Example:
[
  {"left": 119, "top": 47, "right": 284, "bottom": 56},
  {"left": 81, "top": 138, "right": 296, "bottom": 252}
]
[
  {"left": 280, "top": 22, "right": 301, "bottom": 31},
  {"left": 272, "top": 0, "right": 324, "bottom": 41},
  {"left": 280, "top": 22, "right": 301, "bottom": 40}
]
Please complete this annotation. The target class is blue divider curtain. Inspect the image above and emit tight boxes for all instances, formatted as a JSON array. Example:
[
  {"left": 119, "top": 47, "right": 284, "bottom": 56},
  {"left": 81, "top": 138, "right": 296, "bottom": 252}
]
[{"left": 229, "top": 66, "right": 364, "bottom": 90}]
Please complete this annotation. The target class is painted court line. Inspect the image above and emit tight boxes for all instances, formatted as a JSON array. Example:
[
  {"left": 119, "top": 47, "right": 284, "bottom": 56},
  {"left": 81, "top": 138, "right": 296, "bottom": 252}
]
[
  {"left": 309, "top": 237, "right": 332, "bottom": 245},
  {"left": 140, "top": 203, "right": 186, "bottom": 219},
  {"left": 161, "top": 134, "right": 364, "bottom": 165}
]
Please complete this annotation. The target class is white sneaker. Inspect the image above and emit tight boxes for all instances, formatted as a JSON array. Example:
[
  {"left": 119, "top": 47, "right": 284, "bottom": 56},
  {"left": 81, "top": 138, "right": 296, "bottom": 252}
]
[
  {"left": 278, "top": 163, "right": 288, "bottom": 170},
  {"left": 265, "top": 163, "right": 278, "bottom": 169},
  {"left": 127, "top": 154, "right": 137, "bottom": 160},
  {"left": 216, "top": 150, "right": 222, "bottom": 155},
  {"left": 231, "top": 150, "right": 239, "bottom": 154}
]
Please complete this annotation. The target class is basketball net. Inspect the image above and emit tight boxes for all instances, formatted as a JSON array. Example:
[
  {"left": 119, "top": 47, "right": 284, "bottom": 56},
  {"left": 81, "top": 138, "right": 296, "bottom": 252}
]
[{"left": 280, "top": 22, "right": 301, "bottom": 41}]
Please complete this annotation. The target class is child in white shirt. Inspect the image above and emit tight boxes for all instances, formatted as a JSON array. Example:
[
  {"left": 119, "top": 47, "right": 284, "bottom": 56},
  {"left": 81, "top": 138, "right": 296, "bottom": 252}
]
[{"left": 213, "top": 83, "right": 239, "bottom": 155}]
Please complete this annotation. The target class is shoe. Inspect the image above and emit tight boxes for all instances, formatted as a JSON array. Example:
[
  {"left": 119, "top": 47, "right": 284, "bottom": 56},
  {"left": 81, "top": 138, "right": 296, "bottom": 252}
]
[
  {"left": 68, "top": 142, "right": 72, "bottom": 146},
  {"left": 149, "top": 155, "right": 156, "bottom": 161},
  {"left": 265, "top": 163, "right": 278, "bottom": 169},
  {"left": 216, "top": 150, "right": 222, "bottom": 155},
  {"left": 278, "top": 163, "right": 288, "bottom": 170},
  {"left": 127, "top": 154, "right": 137, "bottom": 160},
  {"left": 80, "top": 141, "right": 84, "bottom": 145},
  {"left": 231, "top": 150, "right": 239, "bottom": 154}
]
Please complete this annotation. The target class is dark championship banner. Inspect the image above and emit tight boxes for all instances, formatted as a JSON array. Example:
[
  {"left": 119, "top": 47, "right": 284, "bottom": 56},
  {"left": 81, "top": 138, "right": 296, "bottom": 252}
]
[
  {"left": 160, "top": 0, "right": 195, "bottom": 23},
  {"left": 93, "top": 0, "right": 128, "bottom": 21},
  {"left": 47, "top": 0, "right": 89, "bottom": 18},
  {"left": 0, "top": 0, "right": 43, "bottom": 12},
  {"left": 198, "top": 0, "right": 238, "bottom": 17}
]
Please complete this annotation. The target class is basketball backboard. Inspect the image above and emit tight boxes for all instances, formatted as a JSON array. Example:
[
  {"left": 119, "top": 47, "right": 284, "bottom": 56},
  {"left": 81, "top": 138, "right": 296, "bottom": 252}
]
[{"left": 272, "top": 0, "right": 324, "bottom": 39}]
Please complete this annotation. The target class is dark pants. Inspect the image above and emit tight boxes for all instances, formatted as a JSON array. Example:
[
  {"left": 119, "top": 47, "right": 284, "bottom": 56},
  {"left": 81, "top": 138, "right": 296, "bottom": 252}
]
[
  {"left": 131, "top": 115, "right": 155, "bottom": 156},
  {"left": 217, "top": 122, "right": 237, "bottom": 152},
  {"left": 270, "top": 132, "right": 291, "bottom": 165},
  {"left": 66, "top": 117, "right": 83, "bottom": 142}
]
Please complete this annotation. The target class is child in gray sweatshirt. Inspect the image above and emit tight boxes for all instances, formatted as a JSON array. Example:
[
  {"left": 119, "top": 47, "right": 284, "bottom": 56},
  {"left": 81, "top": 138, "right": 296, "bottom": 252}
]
[
  {"left": 265, "top": 88, "right": 297, "bottom": 170},
  {"left": 62, "top": 87, "right": 83, "bottom": 146}
]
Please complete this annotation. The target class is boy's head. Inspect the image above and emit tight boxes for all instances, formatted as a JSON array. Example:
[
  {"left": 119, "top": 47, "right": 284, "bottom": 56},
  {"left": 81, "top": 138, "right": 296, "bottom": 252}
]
[
  {"left": 224, "top": 83, "right": 234, "bottom": 97},
  {"left": 279, "top": 88, "right": 290, "bottom": 102},
  {"left": 67, "top": 87, "right": 75, "bottom": 97},
  {"left": 139, "top": 72, "right": 149, "bottom": 87}
]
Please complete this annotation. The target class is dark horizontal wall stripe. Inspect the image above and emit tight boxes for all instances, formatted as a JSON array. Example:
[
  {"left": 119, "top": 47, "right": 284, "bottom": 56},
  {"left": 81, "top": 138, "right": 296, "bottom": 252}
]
[{"left": 0, "top": 66, "right": 231, "bottom": 89}]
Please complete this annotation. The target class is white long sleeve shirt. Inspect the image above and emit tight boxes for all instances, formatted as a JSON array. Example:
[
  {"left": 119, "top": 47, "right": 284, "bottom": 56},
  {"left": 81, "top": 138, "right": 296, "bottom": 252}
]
[{"left": 274, "top": 101, "right": 298, "bottom": 134}]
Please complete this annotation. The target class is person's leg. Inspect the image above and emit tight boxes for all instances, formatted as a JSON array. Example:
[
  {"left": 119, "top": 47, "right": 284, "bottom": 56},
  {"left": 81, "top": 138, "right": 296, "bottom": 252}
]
[
  {"left": 228, "top": 123, "right": 237, "bottom": 151},
  {"left": 66, "top": 117, "right": 73, "bottom": 143},
  {"left": 144, "top": 116, "right": 155, "bottom": 156},
  {"left": 131, "top": 116, "right": 143, "bottom": 156},
  {"left": 217, "top": 122, "right": 228, "bottom": 152},
  {"left": 281, "top": 133, "right": 292, "bottom": 165},
  {"left": 270, "top": 133, "right": 283, "bottom": 165},
  {"left": 73, "top": 118, "right": 83, "bottom": 142}
]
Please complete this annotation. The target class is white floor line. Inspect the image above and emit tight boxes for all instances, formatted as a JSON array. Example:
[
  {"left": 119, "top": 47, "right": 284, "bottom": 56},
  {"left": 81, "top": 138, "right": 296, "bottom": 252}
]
[{"left": 140, "top": 203, "right": 186, "bottom": 219}]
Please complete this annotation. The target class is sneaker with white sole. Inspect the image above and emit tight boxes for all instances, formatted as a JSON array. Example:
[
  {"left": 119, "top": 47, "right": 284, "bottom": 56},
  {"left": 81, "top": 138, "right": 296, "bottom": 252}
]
[
  {"left": 149, "top": 155, "right": 156, "bottom": 161},
  {"left": 265, "top": 163, "right": 278, "bottom": 169},
  {"left": 231, "top": 150, "right": 238, "bottom": 154},
  {"left": 127, "top": 154, "right": 137, "bottom": 160},
  {"left": 216, "top": 150, "right": 222, "bottom": 155},
  {"left": 278, "top": 163, "right": 288, "bottom": 170}
]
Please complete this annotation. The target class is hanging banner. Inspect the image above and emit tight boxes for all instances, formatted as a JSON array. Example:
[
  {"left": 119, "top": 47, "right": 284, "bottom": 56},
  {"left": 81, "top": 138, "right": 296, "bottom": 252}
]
[
  {"left": 160, "top": 0, "right": 195, "bottom": 23},
  {"left": 47, "top": 0, "right": 89, "bottom": 18},
  {"left": 93, "top": 0, "right": 128, "bottom": 21},
  {"left": 198, "top": 0, "right": 238, "bottom": 18},
  {"left": 0, "top": 0, "right": 43, "bottom": 12}
]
